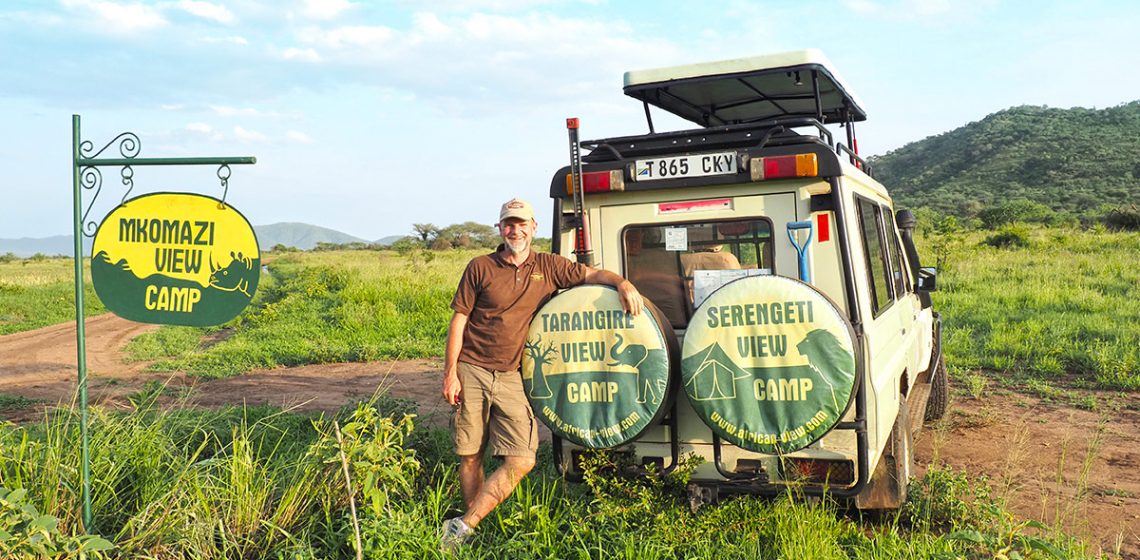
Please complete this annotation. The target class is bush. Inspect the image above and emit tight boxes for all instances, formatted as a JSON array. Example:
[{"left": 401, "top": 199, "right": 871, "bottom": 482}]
[
  {"left": 1104, "top": 204, "right": 1140, "bottom": 231},
  {"left": 983, "top": 224, "right": 1030, "bottom": 248},
  {"left": 0, "top": 487, "right": 114, "bottom": 558},
  {"left": 977, "top": 199, "right": 1055, "bottom": 229}
]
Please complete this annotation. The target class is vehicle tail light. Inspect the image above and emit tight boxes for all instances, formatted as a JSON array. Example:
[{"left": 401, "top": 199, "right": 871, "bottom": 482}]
[
  {"left": 782, "top": 458, "right": 855, "bottom": 485},
  {"left": 565, "top": 170, "right": 624, "bottom": 195},
  {"left": 750, "top": 154, "right": 818, "bottom": 181}
]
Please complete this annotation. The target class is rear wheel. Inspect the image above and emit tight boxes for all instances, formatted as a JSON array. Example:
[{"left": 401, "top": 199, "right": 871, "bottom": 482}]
[{"left": 924, "top": 355, "right": 949, "bottom": 422}]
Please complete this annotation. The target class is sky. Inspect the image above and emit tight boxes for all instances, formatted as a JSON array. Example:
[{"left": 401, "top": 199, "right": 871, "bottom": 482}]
[{"left": 2, "top": 0, "right": 1138, "bottom": 241}]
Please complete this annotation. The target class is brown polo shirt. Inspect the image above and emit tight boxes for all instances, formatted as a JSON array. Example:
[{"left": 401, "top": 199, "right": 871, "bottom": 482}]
[{"left": 451, "top": 247, "right": 589, "bottom": 371}]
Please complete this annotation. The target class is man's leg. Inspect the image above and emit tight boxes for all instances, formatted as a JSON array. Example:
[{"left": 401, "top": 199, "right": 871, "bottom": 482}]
[
  {"left": 457, "top": 454, "right": 484, "bottom": 509},
  {"left": 461, "top": 454, "right": 535, "bottom": 528}
]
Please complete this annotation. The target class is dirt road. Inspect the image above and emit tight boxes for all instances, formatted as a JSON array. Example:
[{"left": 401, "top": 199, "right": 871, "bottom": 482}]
[{"left": 1, "top": 315, "right": 1137, "bottom": 557}]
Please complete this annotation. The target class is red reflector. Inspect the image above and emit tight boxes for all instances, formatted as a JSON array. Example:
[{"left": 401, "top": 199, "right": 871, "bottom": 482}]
[
  {"left": 751, "top": 153, "right": 818, "bottom": 181},
  {"left": 658, "top": 198, "right": 732, "bottom": 214},
  {"left": 565, "top": 170, "right": 623, "bottom": 196},
  {"left": 817, "top": 213, "right": 830, "bottom": 242},
  {"left": 763, "top": 156, "right": 798, "bottom": 178}
]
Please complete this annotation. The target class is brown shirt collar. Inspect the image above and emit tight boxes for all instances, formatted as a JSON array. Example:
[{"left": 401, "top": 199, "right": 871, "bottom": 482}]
[{"left": 492, "top": 244, "right": 536, "bottom": 269}]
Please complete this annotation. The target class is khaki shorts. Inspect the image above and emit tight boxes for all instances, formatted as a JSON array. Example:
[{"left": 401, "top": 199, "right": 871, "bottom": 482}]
[{"left": 453, "top": 361, "right": 538, "bottom": 457}]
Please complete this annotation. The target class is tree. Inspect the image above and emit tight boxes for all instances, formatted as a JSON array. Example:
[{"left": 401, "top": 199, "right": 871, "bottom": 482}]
[{"left": 412, "top": 223, "right": 440, "bottom": 244}]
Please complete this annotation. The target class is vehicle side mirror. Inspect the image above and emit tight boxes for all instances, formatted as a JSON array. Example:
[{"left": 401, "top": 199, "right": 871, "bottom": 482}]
[{"left": 916, "top": 267, "right": 937, "bottom": 292}]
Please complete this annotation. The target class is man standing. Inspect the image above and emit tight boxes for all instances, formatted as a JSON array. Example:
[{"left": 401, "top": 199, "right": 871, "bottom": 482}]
[{"left": 440, "top": 197, "right": 643, "bottom": 550}]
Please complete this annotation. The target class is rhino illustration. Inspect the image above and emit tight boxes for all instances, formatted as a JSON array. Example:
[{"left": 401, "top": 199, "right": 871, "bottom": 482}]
[
  {"left": 209, "top": 251, "right": 254, "bottom": 297},
  {"left": 608, "top": 332, "right": 667, "bottom": 404}
]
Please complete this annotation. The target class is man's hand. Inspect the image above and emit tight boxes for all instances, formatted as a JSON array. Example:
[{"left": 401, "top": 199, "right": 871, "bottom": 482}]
[
  {"left": 442, "top": 370, "right": 463, "bottom": 406},
  {"left": 616, "top": 279, "right": 644, "bottom": 316},
  {"left": 585, "top": 269, "right": 645, "bottom": 316}
]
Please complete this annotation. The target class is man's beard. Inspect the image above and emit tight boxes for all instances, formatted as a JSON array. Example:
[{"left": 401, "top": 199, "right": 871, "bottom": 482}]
[{"left": 505, "top": 237, "right": 530, "bottom": 255}]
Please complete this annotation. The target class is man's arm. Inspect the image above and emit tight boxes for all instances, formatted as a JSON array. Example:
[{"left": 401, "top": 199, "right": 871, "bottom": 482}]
[
  {"left": 584, "top": 268, "right": 644, "bottom": 316},
  {"left": 442, "top": 311, "right": 469, "bottom": 405}
]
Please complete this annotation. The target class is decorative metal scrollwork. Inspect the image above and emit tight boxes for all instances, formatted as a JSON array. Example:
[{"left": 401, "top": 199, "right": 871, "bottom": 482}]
[
  {"left": 120, "top": 165, "right": 135, "bottom": 204},
  {"left": 79, "top": 166, "right": 102, "bottom": 237},
  {"left": 78, "top": 131, "right": 141, "bottom": 236},
  {"left": 80, "top": 132, "right": 141, "bottom": 160}
]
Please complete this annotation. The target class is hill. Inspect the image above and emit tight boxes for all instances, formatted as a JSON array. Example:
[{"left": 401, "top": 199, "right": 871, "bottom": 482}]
[
  {"left": 870, "top": 101, "right": 1140, "bottom": 217},
  {"left": 254, "top": 222, "right": 367, "bottom": 250}
]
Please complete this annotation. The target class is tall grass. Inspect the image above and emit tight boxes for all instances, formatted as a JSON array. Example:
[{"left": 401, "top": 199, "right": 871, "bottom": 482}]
[
  {"left": 0, "top": 392, "right": 1104, "bottom": 559},
  {"left": 0, "top": 257, "right": 104, "bottom": 335},
  {"left": 923, "top": 227, "right": 1140, "bottom": 390}
]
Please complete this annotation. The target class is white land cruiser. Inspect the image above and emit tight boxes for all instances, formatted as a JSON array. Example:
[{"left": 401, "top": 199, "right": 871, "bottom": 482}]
[{"left": 522, "top": 49, "right": 946, "bottom": 510}]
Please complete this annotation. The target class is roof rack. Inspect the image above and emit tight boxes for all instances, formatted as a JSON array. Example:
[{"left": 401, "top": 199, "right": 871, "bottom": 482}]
[{"left": 623, "top": 49, "right": 866, "bottom": 129}]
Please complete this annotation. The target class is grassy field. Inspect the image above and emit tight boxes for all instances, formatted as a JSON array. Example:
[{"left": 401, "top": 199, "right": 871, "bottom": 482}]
[
  {"left": 0, "top": 395, "right": 1094, "bottom": 559},
  {"left": 2, "top": 229, "right": 1136, "bottom": 558},
  {"left": 0, "top": 256, "right": 104, "bottom": 335},
  {"left": 124, "top": 249, "right": 469, "bottom": 377},
  {"left": 921, "top": 227, "right": 1140, "bottom": 392}
]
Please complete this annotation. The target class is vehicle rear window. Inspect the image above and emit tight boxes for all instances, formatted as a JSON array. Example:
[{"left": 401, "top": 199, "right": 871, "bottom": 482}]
[{"left": 622, "top": 219, "right": 773, "bottom": 328}]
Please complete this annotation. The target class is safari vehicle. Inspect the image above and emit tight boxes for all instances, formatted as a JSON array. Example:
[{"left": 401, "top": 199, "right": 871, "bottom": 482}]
[{"left": 523, "top": 50, "right": 947, "bottom": 510}]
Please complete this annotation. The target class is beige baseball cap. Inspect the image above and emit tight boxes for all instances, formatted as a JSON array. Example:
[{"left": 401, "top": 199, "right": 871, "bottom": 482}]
[{"left": 499, "top": 198, "right": 536, "bottom": 222}]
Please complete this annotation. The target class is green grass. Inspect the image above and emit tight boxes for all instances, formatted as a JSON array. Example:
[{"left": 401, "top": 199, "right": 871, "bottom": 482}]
[
  {"left": 924, "top": 227, "right": 1140, "bottom": 390},
  {"left": 0, "top": 397, "right": 1100, "bottom": 559},
  {"left": 0, "top": 394, "right": 43, "bottom": 412},
  {"left": 126, "top": 249, "right": 471, "bottom": 377},
  {"left": 0, "top": 256, "right": 105, "bottom": 335}
]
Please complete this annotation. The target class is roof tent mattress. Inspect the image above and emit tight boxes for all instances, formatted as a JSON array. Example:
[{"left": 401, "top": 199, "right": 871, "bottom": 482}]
[{"left": 623, "top": 49, "right": 866, "bottom": 127}]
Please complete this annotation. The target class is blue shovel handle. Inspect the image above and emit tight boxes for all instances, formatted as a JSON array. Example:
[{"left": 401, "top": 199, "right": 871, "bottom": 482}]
[{"left": 786, "top": 220, "right": 813, "bottom": 283}]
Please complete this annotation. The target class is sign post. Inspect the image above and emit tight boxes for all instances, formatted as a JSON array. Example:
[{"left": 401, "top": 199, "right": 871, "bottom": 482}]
[{"left": 70, "top": 114, "right": 256, "bottom": 531}]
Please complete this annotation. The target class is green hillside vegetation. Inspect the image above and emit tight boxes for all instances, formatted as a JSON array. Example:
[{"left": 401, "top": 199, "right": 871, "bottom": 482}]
[
  {"left": 871, "top": 102, "right": 1140, "bottom": 222},
  {"left": 0, "top": 256, "right": 104, "bottom": 335}
]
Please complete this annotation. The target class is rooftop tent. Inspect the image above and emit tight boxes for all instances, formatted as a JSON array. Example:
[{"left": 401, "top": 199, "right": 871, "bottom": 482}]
[{"left": 623, "top": 49, "right": 867, "bottom": 128}]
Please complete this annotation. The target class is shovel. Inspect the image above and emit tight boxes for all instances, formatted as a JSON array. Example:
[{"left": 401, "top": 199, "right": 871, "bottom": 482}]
[{"left": 786, "top": 220, "right": 813, "bottom": 284}]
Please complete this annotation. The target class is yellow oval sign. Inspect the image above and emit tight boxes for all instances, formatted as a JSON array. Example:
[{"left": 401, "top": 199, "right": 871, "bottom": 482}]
[{"left": 91, "top": 193, "right": 260, "bottom": 326}]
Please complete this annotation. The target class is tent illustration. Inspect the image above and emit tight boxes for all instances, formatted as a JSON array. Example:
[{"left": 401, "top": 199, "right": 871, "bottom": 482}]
[{"left": 682, "top": 343, "right": 752, "bottom": 401}]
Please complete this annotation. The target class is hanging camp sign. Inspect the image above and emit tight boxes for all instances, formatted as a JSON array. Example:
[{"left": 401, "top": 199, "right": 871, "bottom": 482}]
[
  {"left": 681, "top": 275, "right": 857, "bottom": 454},
  {"left": 91, "top": 192, "right": 260, "bottom": 327},
  {"left": 523, "top": 285, "right": 677, "bottom": 449}
]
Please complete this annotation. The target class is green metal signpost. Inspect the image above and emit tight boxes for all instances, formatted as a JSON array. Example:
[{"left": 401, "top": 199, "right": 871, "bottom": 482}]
[{"left": 70, "top": 114, "right": 256, "bottom": 531}]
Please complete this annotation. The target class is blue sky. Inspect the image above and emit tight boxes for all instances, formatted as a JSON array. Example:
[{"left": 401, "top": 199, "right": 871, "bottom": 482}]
[{"left": 2, "top": 0, "right": 1138, "bottom": 240}]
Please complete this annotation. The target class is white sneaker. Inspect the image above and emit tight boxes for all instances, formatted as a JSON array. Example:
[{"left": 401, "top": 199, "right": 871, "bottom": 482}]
[{"left": 440, "top": 516, "right": 473, "bottom": 553}]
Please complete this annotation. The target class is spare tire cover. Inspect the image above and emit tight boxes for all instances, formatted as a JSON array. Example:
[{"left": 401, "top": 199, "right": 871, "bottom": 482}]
[
  {"left": 522, "top": 285, "right": 676, "bottom": 449},
  {"left": 681, "top": 275, "right": 857, "bottom": 453}
]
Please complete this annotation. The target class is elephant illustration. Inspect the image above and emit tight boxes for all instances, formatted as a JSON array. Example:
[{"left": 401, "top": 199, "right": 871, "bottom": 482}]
[{"left": 608, "top": 333, "right": 667, "bottom": 404}]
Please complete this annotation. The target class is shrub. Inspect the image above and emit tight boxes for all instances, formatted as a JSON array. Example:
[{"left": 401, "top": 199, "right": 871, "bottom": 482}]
[
  {"left": 1104, "top": 204, "right": 1140, "bottom": 231},
  {"left": 983, "top": 224, "right": 1030, "bottom": 248},
  {"left": 0, "top": 487, "right": 114, "bottom": 558},
  {"left": 978, "top": 199, "right": 1055, "bottom": 229}
]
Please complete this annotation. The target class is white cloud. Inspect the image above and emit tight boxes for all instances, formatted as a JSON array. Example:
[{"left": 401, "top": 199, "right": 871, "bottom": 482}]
[
  {"left": 233, "top": 126, "right": 267, "bottom": 143},
  {"left": 61, "top": 0, "right": 167, "bottom": 33},
  {"left": 282, "top": 47, "right": 322, "bottom": 62},
  {"left": 299, "top": 24, "right": 395, "bottom": 49},
  {"left": 842, "top": 0, "right": 880, "bottom": 14},
  {"left": 176, "top": 0, "right": 234, "bottom": 24},
  {"left": 286, "top": 130, "right": 314, "bottom": 144},
  {"left": 199, "top": 35, "right": 249, "bottom": 45},
  {"left": 185, "top": 122, "right": 213, "bottom": 133},
  {"left": 211, "top": 105, "right": 262, "bottom": 117},
  {"left": 301, "top": 0, "right": 355, "bottom": 20}
]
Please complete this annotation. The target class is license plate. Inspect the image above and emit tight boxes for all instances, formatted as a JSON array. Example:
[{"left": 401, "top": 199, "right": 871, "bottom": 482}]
[{"left": 633, "top": 151, "right": 738, "bottom": 181}]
